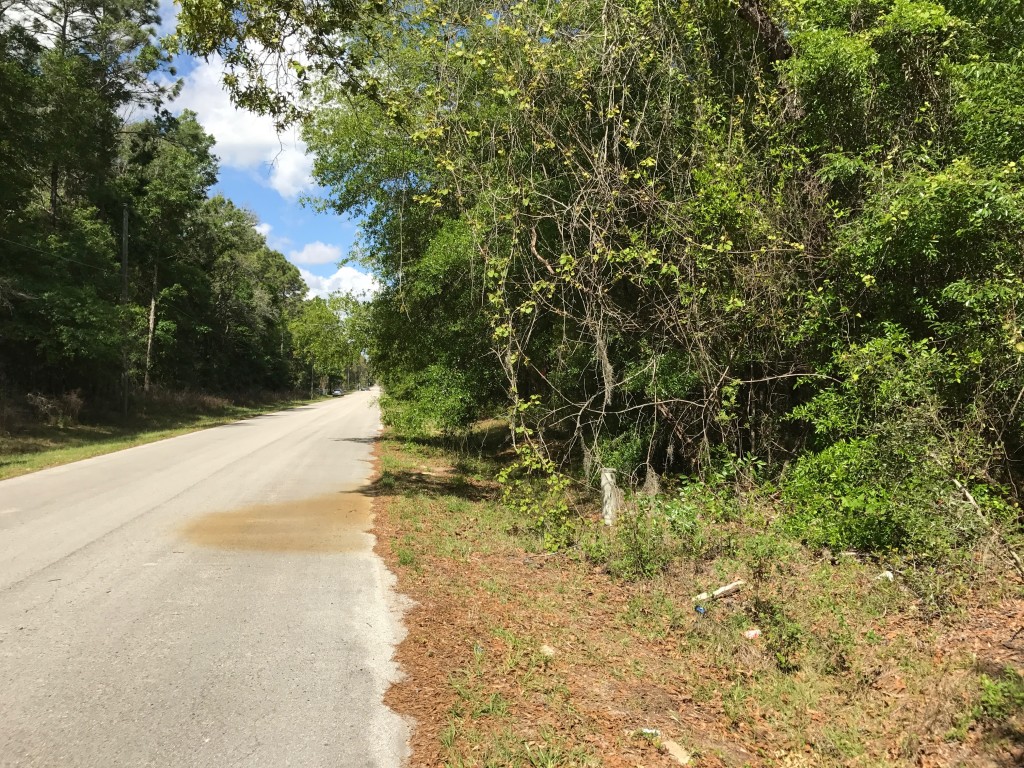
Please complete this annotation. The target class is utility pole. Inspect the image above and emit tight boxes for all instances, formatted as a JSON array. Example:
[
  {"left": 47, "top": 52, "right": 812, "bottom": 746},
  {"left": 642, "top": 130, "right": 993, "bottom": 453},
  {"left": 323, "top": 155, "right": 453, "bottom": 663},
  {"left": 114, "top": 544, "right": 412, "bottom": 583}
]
[{"left": 121, "top": 205, "right": 129, "bottom": 417}]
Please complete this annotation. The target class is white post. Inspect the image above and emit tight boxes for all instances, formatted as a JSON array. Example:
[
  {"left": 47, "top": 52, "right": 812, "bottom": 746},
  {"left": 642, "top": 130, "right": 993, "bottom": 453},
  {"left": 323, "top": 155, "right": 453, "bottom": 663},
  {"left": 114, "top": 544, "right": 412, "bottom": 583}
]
[{"left": 601, "top": 467, "right": 621, "bottom": 526}]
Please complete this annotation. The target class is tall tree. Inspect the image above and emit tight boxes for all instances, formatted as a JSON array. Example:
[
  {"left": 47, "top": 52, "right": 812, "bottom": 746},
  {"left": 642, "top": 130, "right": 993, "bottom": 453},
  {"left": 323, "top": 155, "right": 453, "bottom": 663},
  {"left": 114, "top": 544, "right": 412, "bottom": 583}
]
[
  {"left": 121, "top": 111, "right": 217, "bottom": 389},
  {"left": 0, "top": 2, "right": 309, "bottom": 402}
]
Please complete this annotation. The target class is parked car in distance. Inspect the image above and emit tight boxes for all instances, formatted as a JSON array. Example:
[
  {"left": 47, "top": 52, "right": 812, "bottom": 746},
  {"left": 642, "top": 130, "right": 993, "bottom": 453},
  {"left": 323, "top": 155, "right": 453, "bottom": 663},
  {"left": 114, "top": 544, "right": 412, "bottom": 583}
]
[{"left": 332, "top": 389, "right": 343, "bottom": 396}]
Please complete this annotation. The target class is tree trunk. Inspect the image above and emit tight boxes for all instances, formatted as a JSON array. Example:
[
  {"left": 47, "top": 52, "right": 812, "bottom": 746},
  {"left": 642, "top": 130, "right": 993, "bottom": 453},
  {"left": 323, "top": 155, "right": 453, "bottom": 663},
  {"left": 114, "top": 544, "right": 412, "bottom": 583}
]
[
  {"left": 49, "top": 165, "right": 59, "bottom": 222},
  {"left": 735, "top": 0, "right": 793, "bottom": 63},
  {"left": 144, "top": 262, "right": 158, "bottom": 392}
]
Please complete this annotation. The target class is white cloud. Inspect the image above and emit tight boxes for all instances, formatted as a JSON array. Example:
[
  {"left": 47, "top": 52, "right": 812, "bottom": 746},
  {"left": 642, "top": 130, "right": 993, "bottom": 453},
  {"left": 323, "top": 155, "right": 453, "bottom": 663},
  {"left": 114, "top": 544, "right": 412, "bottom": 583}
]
[
  {"left": 288, "top": 241, "right": 342, "bottom": 265},
  {"left": 254, "top": 222, "right": 273, "bottom": 237},
  {"left": 300, "top": 266, "right": 379, "bottom": 300},
  {"left": 169, "top": 56, "right": 313, "bottom": 198},
  {"left": 269, "top": 149, "right": 315, "bottom": 199},
  {"left": 156, "top": 0, "right": 178, "bottom": 35}
]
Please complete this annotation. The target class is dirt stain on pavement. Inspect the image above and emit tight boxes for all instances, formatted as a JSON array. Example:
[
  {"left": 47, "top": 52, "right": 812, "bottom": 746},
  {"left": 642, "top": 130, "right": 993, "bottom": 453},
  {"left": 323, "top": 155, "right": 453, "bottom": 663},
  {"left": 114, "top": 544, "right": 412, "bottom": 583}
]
[{"left": 182, "top": 492, "right": 372, "bottom": 552}]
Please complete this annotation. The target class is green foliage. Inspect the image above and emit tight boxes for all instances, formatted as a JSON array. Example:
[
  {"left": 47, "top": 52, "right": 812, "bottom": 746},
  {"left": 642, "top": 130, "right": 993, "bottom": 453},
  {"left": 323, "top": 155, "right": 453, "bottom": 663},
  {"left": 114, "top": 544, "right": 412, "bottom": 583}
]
[
  {"left": 741, "top": 534, "right": 796, "bottom": 585},
  {"left": 950, "top": 666, "right": 1024, "bottom": 739},
  {"left": 379, "top": 365, "right": 480, "bottom": 437},
  {"left": 782, "top": 437, "right": 906, "bottom": 553},
  {"left": 596, "top": 429, "right": 649, "bottom": 484},
  {"left": 782, "top": 325, "right": 1001, "bottom": 559},
  {"left": 174, "top": 0, "right": 364, "bottom": 125},
  {"left": 977, "top": 668, "right": 1024, "bottom": 722},
  {"left": 290, "top": 292, "right": 364, "bottom": 393},
  {"left": 0, "top": 4, "right": 305, "bottom": 403},
  {"left": 750, "top": 598, "right": 805, "bottom": 673},
  {"left": 498, "top": 446, "right": 574, "bottom": 552},
  {"left": 607, "top": 500, "right": 676, "bottom": 581}
]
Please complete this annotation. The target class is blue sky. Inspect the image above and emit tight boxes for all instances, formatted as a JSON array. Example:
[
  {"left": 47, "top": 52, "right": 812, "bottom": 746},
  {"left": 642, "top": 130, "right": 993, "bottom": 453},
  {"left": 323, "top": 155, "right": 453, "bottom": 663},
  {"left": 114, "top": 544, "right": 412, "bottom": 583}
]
[{"left": 155, "top": 2, "right": 375, "bottom": 299}]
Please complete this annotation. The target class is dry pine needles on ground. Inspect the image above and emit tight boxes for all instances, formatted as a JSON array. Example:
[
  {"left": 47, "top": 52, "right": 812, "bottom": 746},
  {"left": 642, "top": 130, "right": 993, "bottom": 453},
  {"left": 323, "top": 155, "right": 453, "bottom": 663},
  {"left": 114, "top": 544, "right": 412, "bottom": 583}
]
[{"left": 369, "top": 437, "right": 1024, "bottom": 768}]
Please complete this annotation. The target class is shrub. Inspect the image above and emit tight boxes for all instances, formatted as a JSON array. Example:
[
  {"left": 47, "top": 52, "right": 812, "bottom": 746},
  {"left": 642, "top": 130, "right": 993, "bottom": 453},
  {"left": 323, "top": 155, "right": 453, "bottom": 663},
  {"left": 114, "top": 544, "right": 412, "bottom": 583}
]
[
  {"left": 595, "top": 428, "right": 649, "bottom": 485},
  {"left": 607, "top": 500, "right": 676, "bottom": 580},
  {"left": 26, "top": 390, "right": 84, "bottom": 427},
  {"left": 498, "top": 446, "right": 575, "bottom": 552},
  {"left": 781, "top": 327, "right": 1003, "bottom": 561},
  {"left": 379, "top": 365, "right": 480, "bottom": 438}
]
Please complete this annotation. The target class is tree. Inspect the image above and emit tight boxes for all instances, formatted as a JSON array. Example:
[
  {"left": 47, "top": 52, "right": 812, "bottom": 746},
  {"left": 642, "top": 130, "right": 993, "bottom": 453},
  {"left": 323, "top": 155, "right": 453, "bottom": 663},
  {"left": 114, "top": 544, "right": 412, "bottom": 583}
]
[
  {"left": 173, "top": 0, "right": 365, "bottom": 125},
  {"left": 0, "top": 2, "right": 308, "bottom": 402},
  {"left": 290, "top": 293, "right": 361, "bottom": 396},
  {"left": 166, "top": 196, "right": 305, "bottom": 391},
  {"left": 303, "top": 93, "right": 504, "bottom": 433}
]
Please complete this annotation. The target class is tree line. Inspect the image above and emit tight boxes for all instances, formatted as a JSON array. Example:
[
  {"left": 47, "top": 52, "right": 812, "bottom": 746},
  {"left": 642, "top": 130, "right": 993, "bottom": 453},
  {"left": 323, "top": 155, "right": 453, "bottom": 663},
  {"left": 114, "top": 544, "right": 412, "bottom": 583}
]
[{"left": 0, "top": 0, "right": 372, "bottom": 410}]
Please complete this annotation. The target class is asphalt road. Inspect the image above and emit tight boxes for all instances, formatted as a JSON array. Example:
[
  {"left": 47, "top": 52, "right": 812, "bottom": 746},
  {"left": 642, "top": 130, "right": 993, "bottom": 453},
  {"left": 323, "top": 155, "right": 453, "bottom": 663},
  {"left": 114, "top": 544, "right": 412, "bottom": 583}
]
[{"left": 0, "top": 392, "right": 409, "bottom": 767}]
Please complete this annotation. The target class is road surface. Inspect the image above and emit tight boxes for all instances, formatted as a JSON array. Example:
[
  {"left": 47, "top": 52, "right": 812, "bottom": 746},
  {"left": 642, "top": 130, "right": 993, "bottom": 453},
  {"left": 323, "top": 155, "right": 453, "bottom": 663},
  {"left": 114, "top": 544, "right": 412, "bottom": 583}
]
[{"left": 0, "top": 392, "right": 409, "bottom": 767}]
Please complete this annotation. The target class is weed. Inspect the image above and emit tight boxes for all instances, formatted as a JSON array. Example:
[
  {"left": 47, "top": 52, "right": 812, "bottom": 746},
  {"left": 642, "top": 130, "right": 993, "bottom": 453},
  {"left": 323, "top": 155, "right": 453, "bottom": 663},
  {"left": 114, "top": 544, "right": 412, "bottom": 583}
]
[
  {"left": 481, "top": 577, "right": 505, "bottom": 597},
  {"left": 947, "top": 667, "right": 1024, "bottom": 742},
  {"left": 750, "top": 597, "right": 804, "bottom": 672},
  {"left": 607, "top": 502, "right": 676, "bottom": 580},
  {"left": 396, "top": 540, "right": 417, "bottom": 567},
  {"left": 978, "top": 667, "right": 1024, "bottom": 721},
  {"left": 379, "top": 453, "right": 403, "bottom": 474},
  {"left": 741, "top": 532, "right": 795, "bottom": 586},
  {"left": 472, "top": 691, "right": 510, "bottom": 718},
  {"left": 491, "top": 627, "right": 533, "bottom": 673},
  {"left": 722, "top": 681, "right": 751, "bottom": 728},
  {"left": 630, "top": 727, "right": 662, "bottom": 745},
  {"left": 895, "top": 556, "right": 976, "bottom": 617},
  {"left": 522, "top": 726, "right": 592, "bottom": 768},
  {"left": 440, "top": 718, "right": 459, "bottom": 750},
  {"left": 577, "top": 524, "right": 611, "bottom": 566},
  {"left": 498, "top": 444, "right": 576, "bottom": 552},
  {"left": 819, "top": 725, "right": 866, "bottom": 759}
]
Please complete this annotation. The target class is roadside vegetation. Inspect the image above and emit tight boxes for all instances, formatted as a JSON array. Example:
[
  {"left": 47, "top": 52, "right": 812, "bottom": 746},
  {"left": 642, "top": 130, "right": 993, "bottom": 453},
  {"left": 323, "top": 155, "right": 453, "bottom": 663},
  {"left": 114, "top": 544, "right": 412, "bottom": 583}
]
[
  {"left": 173, "top": 0, "right": 1024, "bottom": 594},
  {"left": 6, "top": 0, "right": 1024, "bottom": 762},
  {"left": 373, "top": 425, "right": 1023, "bottom": 767}
]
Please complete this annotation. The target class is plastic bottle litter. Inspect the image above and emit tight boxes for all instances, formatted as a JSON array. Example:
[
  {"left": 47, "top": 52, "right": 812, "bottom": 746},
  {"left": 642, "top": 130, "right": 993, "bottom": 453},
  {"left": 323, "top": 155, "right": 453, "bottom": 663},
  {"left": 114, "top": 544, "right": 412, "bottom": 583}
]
[
  {"left": 694, "top": 605, "right": 707, "bottom": 616},
  {"left": 742, "top": 628, "right": 762, "bottom": 640}
]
